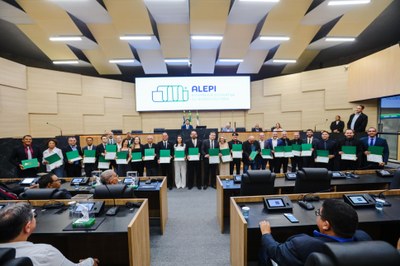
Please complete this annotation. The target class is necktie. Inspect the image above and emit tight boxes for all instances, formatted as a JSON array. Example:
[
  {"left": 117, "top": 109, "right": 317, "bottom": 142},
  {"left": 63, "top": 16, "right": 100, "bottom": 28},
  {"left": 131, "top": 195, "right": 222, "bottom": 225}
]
[
  {"left": 164, "top": 141, "right": 167, "bottom": 149},
  {"left": 308, "top": 138, "right": 311, "bottom": 144},
  {"left": 369, "top": 138, "right": 374, "bottom": 146},
  {"left": 211, "top": 141, "right": 214, "bottom": 149},
  {"left": 27, "top": 146, "right": 32, "bottom": 159},
  {"left": 324, "top": 141, "right": 327, "bottom": 150}
]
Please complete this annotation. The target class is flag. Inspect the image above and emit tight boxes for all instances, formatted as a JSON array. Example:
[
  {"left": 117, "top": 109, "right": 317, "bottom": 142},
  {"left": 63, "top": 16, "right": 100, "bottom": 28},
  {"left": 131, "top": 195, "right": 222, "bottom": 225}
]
[
  {"left": 196, "top": 111, "right": 200, "bottom": 126},
  {"left": 182, "top": 110, "right": 186, "bottom": 124},
  {"left": 188, "top": 111, "right": 192, "bottom": 122}
]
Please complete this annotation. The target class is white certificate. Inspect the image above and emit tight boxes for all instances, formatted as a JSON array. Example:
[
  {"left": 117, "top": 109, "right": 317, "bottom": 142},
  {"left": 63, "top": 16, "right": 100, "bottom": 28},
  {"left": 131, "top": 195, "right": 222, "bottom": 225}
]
[
  {"left": 83, "top": 157, "right": 96, "bottom": 164},
  {"left": 116, "top": 159, "right": 128, "bottom": 165},
  {"left": 284, "top": 152, "right": 293, "bottom": 158},
  {"left": 174, "top": 157, "right": 185, "bottom": 161},
  {"left": 274, "top": 152, "right": 284, "bottom": 158},
  {"left": 105, "top": 152, "right": 116, "bottom": 160},
  {"left": 98, "top": 162, "right": 110, "bottom": 169},
  {"left": 301, "top": 150, "right": 312, "bottom": 157},
  {"left": 367, "top": 154, "right": 383, "bottom": 163},
  {"left": 262, "top": 154, "right": 272, "bottom": 159},
  {"left": 187, "top": 155, "right": 199, "bottom": 161},
  {"left": 292, "top": 150, "right": 301, "bottom": 157},
  {"left": 341, "top": 154, "right": 357, "bottom": 161},
  {"left": 232, "top": 151, "right": 242, "bottom": 159},
  {"left": 48, "top": 160, "right": 63, "bottom": 171},
  {"left": 159, "top": 157, "right": 171, "bottom": 164},
  {"left": 143, "top": 155, "right": 155, "bottom": 161},
  {"left": 221, "top": 155, "right": 232, "bottom": 162},
  {"left": 209, "top": 156, "right": 220, "bottom": 164},
  {"left": 315, "top": 156, "right": 329, "bottom": 163}
]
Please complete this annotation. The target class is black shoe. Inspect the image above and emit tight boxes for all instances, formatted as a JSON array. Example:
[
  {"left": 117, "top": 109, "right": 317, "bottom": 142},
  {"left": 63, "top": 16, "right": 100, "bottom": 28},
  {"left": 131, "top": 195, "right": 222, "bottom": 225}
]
[
  {"left": 197, "top": 186, "right": 202, "bottom": 190},
  {"left": 168, "top": 187, "right": 173, "bottom": 190},
  {"left": 211, "top": 185, "right": 216, "bottom": 189},
  {"left": 188, "top": 187, "right": 193, "bottom": 190},
  {"left": 203, "top": 186, "right": 208, "bottom": 190}
]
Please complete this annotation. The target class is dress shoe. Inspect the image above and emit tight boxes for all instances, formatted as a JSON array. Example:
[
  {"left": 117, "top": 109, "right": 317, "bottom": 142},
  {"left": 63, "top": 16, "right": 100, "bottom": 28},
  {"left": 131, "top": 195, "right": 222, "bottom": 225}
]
[
  {"left": 197, "top": 186, "right": 202, "bottom": 190},
  {"left": 168, "top": 187, "right": 173, "bottom": 190},
  {"left": 203, "top": 186, "right": 208, "bottom": 190},
  {"left": 188, "top": 187, "right": 193, "bottom": 190}
]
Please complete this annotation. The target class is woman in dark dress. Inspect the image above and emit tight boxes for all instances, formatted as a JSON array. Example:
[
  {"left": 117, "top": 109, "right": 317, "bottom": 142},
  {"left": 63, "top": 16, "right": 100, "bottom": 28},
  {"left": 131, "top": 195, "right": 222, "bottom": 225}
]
[{"left": 130, "top": 136, "right": 144, "bottom": 176}]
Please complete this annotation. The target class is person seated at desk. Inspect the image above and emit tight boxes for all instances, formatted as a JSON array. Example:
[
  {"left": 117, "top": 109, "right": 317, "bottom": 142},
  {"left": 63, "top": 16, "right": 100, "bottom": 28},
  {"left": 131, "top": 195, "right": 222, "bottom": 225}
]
[
  {"left": 37, "top": 173, "right": 71, "bottom": 198},
  {"left": 221, "top": 123, "right": 234, "bottom": 132},
  {"left": 100, "top": 169, "right": 119, "bottom": 185},
  {"left": 0, "top": 202, "right": 99, "bottom": 266},
  {"left": 252, "top": 124, "right": 263, "bottom": 132},
  {"left": 181, "top": 119, "right": 193, "bottom": 130},
  {"left": 259, "top": 199, "right": 371, "bottom": 266}
]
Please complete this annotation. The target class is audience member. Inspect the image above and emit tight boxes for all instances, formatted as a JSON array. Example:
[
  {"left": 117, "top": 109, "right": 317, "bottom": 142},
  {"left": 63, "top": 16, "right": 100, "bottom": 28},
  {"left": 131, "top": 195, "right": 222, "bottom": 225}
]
[
  {"left": 42, "top": 139, "right": 64, "bottom": 177},
  {"left": 0, "top": 202, "right": 99, "bottom": 265},
  {"left": 330, "top": 115, "right": 345, "bottom": 133},
  {"left": 271, "top": 122, "right": 283, "bottom": 132},
  {"left": 100, "top": 169, "right": 119, "bottom": 185},
  {"left": 36, "top": 173, "right": 71, "bottom": 198},
  {"left": 185, "top": 130, "right": 202, "bottom": 190},
  {"left": 258, "top": 199, "right": 371, "bottom": 266},
  {"left": 347, "top": 105, "right": 368, "bottom": 134},
  {"left": 252, "top": 124, "right": 263, "bottom": 132},
  {"left": 181, "top": 119, "right": 193, "bottom": 130},
  {"left": 9, "top": 135, "right": 42, "bottom": 178}
]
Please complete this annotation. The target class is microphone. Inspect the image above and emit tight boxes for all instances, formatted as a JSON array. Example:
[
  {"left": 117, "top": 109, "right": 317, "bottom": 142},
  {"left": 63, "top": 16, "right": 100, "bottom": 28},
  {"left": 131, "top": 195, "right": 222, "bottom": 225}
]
[
  {"left": 298, "top": 193, "right": 315, "bottom": 210},
  {"left": 46, "top": 122, "right": 63, "bottom": 136},
  {"left": 314, "top": 118, "right": 328, "bottom": 132},
  {"left": 104, "top": 184, "right": 119, "bottom": 216}
]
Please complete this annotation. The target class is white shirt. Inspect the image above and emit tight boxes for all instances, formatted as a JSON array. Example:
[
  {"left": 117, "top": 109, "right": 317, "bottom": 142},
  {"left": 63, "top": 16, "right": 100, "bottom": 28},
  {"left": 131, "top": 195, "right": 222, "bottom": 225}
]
[
  {"left": 350, "top": 113, "right": 361, "bottom": 130},
  {"left": 0, "top": 241, "right": 94, "bottom": 266},
  {"left": 42, "top": 147, "right": 64, "bottom": 172}
]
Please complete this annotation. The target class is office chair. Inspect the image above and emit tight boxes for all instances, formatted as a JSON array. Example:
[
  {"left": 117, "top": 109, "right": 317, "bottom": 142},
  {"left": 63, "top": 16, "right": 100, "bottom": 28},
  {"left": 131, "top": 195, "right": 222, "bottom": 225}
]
[
  {"left": 153, "top": 128, "right": 165, "bottom": 133},
  {"left": 235, "top": 127, "right": 246, "bottom": 132},
  {"left": 131, "top": 130, "right": 143, "bottom": 134},
  {"left": 389, "top": 168, "right": 400, "bottom": 189},
  {"left": 93, "top": 184, "right": 135, "bottom": 199},
  {"left": 18, "top": 188, "right": 71, "bottom": 200},
  {"left": 111, "top": 129, "right": 123, "bottom": 134},
  {"left": 294, "top": 168, "right": 332, "bottom": 193},
  {"left": 240, "top": 170, "right": 276, "bottom": 196},
  {"left": 0, "top": 248, "right": 33, "bottom": 266},
  {"left": 305, "top": 241, "right": 400, "bottom": 266}
]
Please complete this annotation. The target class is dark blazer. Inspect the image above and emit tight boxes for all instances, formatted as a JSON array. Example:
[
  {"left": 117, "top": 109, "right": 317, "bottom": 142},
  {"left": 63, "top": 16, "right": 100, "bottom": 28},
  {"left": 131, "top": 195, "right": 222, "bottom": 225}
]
[
  {"left": 347, "top": 113, "right": 368, "bottom": 133},
  {"left": 201, "top": 139, "right": 219, "bottom": 156},
  {"left": 338, "top": 137, "right": 364, "bottom": 158},
  {"left": 181, "top": 124, "right": 194, "bottom": 130},
  {"left": 302, "top": 137, "right": 320, "bottom": 149},
  {"left": 291, "top": 139, "right": 303, "bottom": 145},
  {"left": 266, "top": 138, "right": 284, "bottom": 150},
  {"left": 242, "top": 140, "right": 261, "bottom": 165},
  {"left": 228, "top": 139, "right": 243, "bottom": 149},
  {"left": 156, "top": 140, "right": 174, "bottom": 160},
  {"left": 63, "top": 145, "right": 83, "bottom": 163},
  {"left": 360, "top": 136, "right": 389, "bottom": 163},
  {"left": 142, "top": 143, "right": 158, "bottom": 167},
  {"left": 82, "top": 145, "right": 97, "bottom": 161},
  {"left": 330, "top": 120, "right": 345, "bottom": 133},
  {"left": 314, "top": 139, "right": 337, "bottom": 156},
  {"left": 10, "top": 145, "right": 42, "bottom": 167},
  {"left": 251, "top": 127, "right": 263, "bottom": 132},
  {"left": 95, "top": 143, "right": 107, "bottom": 160},
  {"left": 185, "top": 139, "right": 202, "bottom": 156}
]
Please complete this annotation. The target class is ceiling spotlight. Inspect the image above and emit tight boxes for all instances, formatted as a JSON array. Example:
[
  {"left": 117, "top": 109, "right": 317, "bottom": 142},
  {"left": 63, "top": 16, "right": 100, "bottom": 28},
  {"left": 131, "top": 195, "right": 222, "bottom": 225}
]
[
  {"left": 165, "top": 59, "right": 190, "bottom": 63},
  {"left": 272, "top": 59, "right": 296, "bottom": 64},
  {"left": 325, "top": 37, "right": 356, "bottom": 42},
  {"left": 119, "top": 35, "right": 152, "bottom": 41},
  {"left": 49, "top": 36, "right": 82, "bottom": 42},
  {"left": 52, "top": 60, "right": 79, "bottom": 65},
  {"left": 260, "top": 36, "right": 290, "bottom": 41},
  {"left": 191, "top": 35, "right": 223, "bottom": 41},
  {"left": 109, "top": 59, "right": 135, "bottom": 64},
  {"left": 218, "top": 59, "right": 243, "bottom": 63},
  {"left": 328, "top": 0, "right": 370, "bottom": 6}
]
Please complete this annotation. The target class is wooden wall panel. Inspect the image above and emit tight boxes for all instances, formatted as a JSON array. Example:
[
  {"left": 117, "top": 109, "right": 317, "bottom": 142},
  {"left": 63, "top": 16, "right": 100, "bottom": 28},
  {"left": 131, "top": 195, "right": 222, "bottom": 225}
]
[
  {"left": 82, "top": 76, "right": 122, "bottom": 99},
  {"left": 83, "top": 114, "right": 122, "bottom": 134},
  {"left": 0, "top": 58, "right": 26, "bottom": 89},
  {"left": 0, "top": 85, "right": 28, "bottom": 137},
  {"left": 123, "top": 116, "right": 143, "bottom": 133},
  {"left": 29, "top": 114, "right": 83, "bottom": 137}
]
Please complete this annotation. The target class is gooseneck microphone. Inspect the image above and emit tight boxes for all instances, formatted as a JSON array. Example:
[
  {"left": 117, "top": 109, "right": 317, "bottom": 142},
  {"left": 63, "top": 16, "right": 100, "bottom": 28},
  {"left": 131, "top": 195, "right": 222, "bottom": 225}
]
[
  {"left": 104, "top": 184, "right": 119, "bottom": 216},
  {"left": 46, "top": 122, "right": 63, "bottom": 136}
]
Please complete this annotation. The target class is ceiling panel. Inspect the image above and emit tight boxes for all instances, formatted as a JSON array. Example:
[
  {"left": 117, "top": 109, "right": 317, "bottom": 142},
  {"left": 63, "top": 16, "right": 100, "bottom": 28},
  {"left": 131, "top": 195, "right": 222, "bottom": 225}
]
[
  {"left": 219, "top": 24, "right": 257, "bottom": 59},
  {"left": 158, "top": 24, "right": 190, "bottom": 59},
  {"left": 0, "top": 1, "right": 32, "bottom": 24}
]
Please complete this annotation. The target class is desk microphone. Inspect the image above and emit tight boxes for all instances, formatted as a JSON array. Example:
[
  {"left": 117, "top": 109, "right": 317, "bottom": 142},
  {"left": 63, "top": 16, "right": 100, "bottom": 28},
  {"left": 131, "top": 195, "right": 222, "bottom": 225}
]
[
  {"left": 46, "top": 122, "right": 63, "bottom": 136},
  {"left": 104, "top": 184, "right": 119, "bottom": 216},
  {"left": 298, "top": 193, "right": 315, "bottom": 210}
]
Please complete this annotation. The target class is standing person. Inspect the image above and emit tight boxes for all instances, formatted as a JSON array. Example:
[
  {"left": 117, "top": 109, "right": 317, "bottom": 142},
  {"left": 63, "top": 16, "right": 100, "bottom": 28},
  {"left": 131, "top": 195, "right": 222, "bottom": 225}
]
[
  {"left": 9, "top": 135, "right": 42, "bottom": 178},
  {"left": 218, "top": 136, "right": 230, "bottom": 176},
  {"left": 201, "top": 131, "right": 219, "bottom": 189},
  {"left": 256, "top": 132, "right": 270, "bottom": 170},
  {"left": 125, "top": 131, "right": 133, "bottom": 146},
  {"left": 360, "top": 127, "right": 389, "bottom": 169},
  {"left": 0, "top": 203, "right": 99, "bottom": 266},
  {"left": 131, "top": 136, "right": 144, "bottom": 176},
  {"left": 290, "top": 132, "right": 303, "bottom": 172},
  {"left": 95, "top": 134, "right": 108, "bottom": 169},
  {"left": 347, "top": 105, "right": 368, "bottom": 134},
  {"left": 181, "top": 119, "right": 193, "bottom": 130},
  {"left": 63, "top": 137, "right": 83, "bottom": 177},
  {"left": 157, "top": 132, "right": 174, "bottom": 190},
  {"left": 314, "top": 131, "right": 337, "bottom": 170},
  {"left": 302, "top": 129, "right": 319, "bottom": 168},
  {"left": 82, "top": 137, "right": 97, "bottom": 177},
  {"left": 185, "top": 130, "right": 202, "bottom": 190},
  {"left": 266, "top": 131, "right": 283, "bottom": 173},
  {"left": 242, "top": 135, "right": 261, "bottom": 173},
  {"left": 173, "top": 135, "right": 187, "bottom": 189},
  {"left": 330, "top": 115, "right": 345, "bottom": 133},
  {"left": 143, "top": 135, "right": 158, "bottom": 177},
  {"left": 338, "top": 129, "right": 363, "bottom": 171},
  {"left": 117, "top": 138, "right": 132, "bottom": 177},
  {"left": 115, "top": 135, "right": 123, "bottom": 151},
  {"left": 279, "top": 131, "right": 291, "bottom": 173},
  {"left": 228, "top": 132, "right": 242, "bottom": 175},
  {"left": 42, "top": 139, "right": 64, "bottom": 177},
  {"left": 106, "top": 131, "right": 117, "bottom": 170}
]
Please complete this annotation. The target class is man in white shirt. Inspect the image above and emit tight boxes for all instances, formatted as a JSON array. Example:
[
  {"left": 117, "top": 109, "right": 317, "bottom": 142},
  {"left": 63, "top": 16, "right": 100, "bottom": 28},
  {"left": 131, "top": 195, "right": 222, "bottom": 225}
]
[{"left": 0, "top": 202, "right": 98, "bottom": 266}]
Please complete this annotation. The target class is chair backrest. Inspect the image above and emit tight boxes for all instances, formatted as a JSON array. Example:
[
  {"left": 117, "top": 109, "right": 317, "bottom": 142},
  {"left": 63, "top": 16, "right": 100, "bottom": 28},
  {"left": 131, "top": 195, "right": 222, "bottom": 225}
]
[
  {"left": 93, "top": 184, "right": 135, "bottom": 199},
  {"left": 111, "top": 129, "right": 123, "bottom": 134},
  {"left": 305, "top": 241, "right": 400, "bottom": 266},
  {"left": 153, "top": 128, "right": 165, "bottom": 133},
  {"left": 240, "top": 170, "right": 276, "bottom": 196},
  {"left": 0, "top": 248, "right": 33, "bottom": 266},
  {"left": 18, "top": 188, "right": 71, "bottom": 200},
  {"left": 389, "top": 168, "right": 400, "bottom": 189},
  {"left": 235, "top": 127, "right": 246, "bottom": 132},
  {"left": 294, "top": 168, "right": 332, "bottom": 193}
]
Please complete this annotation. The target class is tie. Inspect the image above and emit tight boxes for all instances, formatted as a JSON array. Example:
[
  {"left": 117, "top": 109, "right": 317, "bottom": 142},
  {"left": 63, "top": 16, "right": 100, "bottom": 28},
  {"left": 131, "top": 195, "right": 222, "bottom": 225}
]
[
  {"left": 211, "top": 141, "right": 214, "bottom": 149},
  {"left": 369, "top": 138, "right": 374, "bottom": 146},
  {"left": 324, "top": 141, "right": 327, "bottom": 150},
  {"left": 164, "top": 141, "right": 167, "bottom": 149},
  {"left": 27, "top": 146, "right": 32, "bottom": 159},
  {"left": 308, "top": 138, "right": 311, "bottom": 144}
]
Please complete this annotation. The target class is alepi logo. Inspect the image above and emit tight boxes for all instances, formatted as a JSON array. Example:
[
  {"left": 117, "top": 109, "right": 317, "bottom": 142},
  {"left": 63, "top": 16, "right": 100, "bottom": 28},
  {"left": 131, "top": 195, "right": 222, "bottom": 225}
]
[{"left": 152, "top": 85, "right": 189, "bottom": 102}]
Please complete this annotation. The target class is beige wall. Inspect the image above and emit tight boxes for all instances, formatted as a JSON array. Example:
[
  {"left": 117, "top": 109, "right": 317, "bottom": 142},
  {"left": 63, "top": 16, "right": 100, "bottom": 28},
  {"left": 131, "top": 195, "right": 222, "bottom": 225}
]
[{"left": 0, "top": 50, "right": 387, "bottom": 138}]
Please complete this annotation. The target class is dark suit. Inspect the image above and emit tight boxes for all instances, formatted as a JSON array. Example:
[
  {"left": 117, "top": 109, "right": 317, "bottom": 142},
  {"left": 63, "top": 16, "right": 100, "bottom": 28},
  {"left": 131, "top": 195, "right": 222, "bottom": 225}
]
[
  {"left": 290, "top": 139, "right": 303, "bottom": 172},
  {"left": 142, "top": 143, "right": 158, "bottom": 177},
  {"left": 314, "top": 139, "right": 337, "bottom": 170},
  {"left": 242, "top": 140, "right": 261, "bottom": 173},
  {"left": 82, "top": 145, "right": 97, "bottom": 177},
  {"left": 10, "top": 145, "right": 43, "bottom": 177},
  {"left": 330, "top": 120, "right": 345, "bottom": 133},
  {"left": 266, "top": 138, "right": 283, "bottom": 173},
  {"left": 360, "top": 136, "right": 389, "bottom": 169},
  {"left": 338, "top": 137, "right": 364, "bottom": 170},
  {"left": 95, "top": 143, "right": 108, "bottom": 170},
  {"left": 156, "top": 140, "right": 174, "bottom": 189},
  {"left": 228, "top": 139, "right": 243, "bottom": 175},
  {"left": 63, "top": 145, "right": 83, "bottom": 177},
  {"left": 185, "top": 138, "right": 202, "bottom": 189},
  {"left": 255, "top": 140, "right": 271, "bottom": 170},
  {"left": 251, "top": 127, "right": 263, "bottom": 132},
  {"left": 181, "top": 124, "right": 194, "bottom": 130},
  {"left": 302, "top": 137, "right": 320, "bottom": 168},
  {"left": 131, "top": 145, "right": 144, "bottom": 176},
  {"left": 279, "top": 137, "right": 291, "bottom": 173},
  {"left": 347, "top": 113, "right": 368, "bottom": 133},
  {"left": 201, "top": 139, "right": 219, "bottom": 188}
]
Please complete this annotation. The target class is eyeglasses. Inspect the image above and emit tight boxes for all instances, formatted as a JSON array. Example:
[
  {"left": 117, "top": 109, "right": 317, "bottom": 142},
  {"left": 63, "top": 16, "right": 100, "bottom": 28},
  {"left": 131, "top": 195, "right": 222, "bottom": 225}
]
[{"left": 315, "top": 208, "right": 321, "bottom": 216}]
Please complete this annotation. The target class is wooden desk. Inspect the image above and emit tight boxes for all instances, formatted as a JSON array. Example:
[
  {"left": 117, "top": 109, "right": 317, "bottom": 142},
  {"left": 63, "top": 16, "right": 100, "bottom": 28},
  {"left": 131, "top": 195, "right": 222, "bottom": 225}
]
[
  {"left": 229, "top": 189, "right": 400, "bottom": 266},
  {"left": 0, "top": 198, "right": 150, "bottom": 266},
  {"left": 217, "top": 170, "right": 393, "bottom": 233}
]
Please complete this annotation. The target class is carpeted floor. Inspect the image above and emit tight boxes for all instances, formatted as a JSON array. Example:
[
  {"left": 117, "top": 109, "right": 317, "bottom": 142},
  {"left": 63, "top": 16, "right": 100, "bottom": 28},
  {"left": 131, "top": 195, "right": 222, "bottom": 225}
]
[{"left": 150, "top": 188, "right": 230, "bottom": 266}]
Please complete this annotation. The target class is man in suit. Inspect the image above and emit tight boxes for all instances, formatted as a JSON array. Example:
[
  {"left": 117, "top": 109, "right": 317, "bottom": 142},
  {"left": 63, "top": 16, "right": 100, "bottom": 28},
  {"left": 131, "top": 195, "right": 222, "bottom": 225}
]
[
  {"left": 259, "top": 199, "right": 371, "bottom": 266},
  {"left": 95, "top": 134, "right": 108, "bottom": 169},
  {"left": 157, "top": 132, "right": 174, "bottom": 190},
  {"left": 252, "top": 124, "right": 263, "bottom": 132},
  {"left": 302, "top": 129, "right": 319, "bottom": 168},
  {"left": 360, "top": 127, "right": 389, "bottom": 169},
  {"left": 266, "top": 131, "right": 283, "bottom": 173},
  {"left": 338, "top": 129, "right": 364, "bottom": 171},
  {"left": 201, "top": 131, "right": 219, "bottom": 189},
  {"left": 9, "top": 135, "right": 42, "bottom": 177},
  {"left": 314, "top": 130, "right": 337, "bottom": 170},
  {"left": 242, "top": 135, "right": 261, "bottom": 173},
  {"left": 255, "top": 132, "right": 270, "bottom": 170},
  {"left": 279, "top": 131, "right": 291, "bottom": 173},
  {"left": 347, "top": 105, "right": 368, "bottom": 134},
  {"left": 143, "top": 135, "right": 158, "bottom": 177},
  {"left": 330, "top": 115, "right": 345, "bottom": 133},
  {"left": 185, "top": 130, "right": 202, "bottom": 190},
  {"left": 63, "top": 136, "right": 83, "bottom": 177},
  {"left": 181, "top": 119, "right": 193, "bottom": 130},
  {"left": 290, "top": 132, "right": 303, "bottom": 172},
  {"left": 228, "top": 132, "right": 242, "bottom": 175},
  {"left": 82, "top": 137, "right": 97, "bottom": 177}
]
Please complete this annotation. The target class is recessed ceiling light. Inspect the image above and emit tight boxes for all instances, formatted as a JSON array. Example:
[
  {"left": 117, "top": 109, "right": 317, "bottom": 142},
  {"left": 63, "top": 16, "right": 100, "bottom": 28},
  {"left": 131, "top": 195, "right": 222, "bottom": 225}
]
[
  {"left": 240, "top": 0, "right": 279, "bottom": 2},
  {"left": 328, "top": 0, "right": 370, "bottom": 6},
  {"left": 260, "top": 36, "right": 290, "bottom": 41},
  {"left": 272, "top": 59, "right": 296, "bottom": 64},
  {"left": 165, "top": 59, "right": 190, "bottom": 63},
  {"left": 109, "top": 59, "right": 135, "bottom": 64},
  {"left": 52, "top": 60, "right": 79, "bottom": 65},
  {"left": 325, "top": 37, "right": 356, "bottom": 42},
  {"left": 49, "top": 36, "right": 82, "bottom": 42},
  {"left": 191, "top": 35, "right": 223, "bottom": 41},
  {"left": 119, "top": 35, "right": 152, "bottom": 41},
  {"left": 218, "top": 59, "right": 243, "bottom": 63}
]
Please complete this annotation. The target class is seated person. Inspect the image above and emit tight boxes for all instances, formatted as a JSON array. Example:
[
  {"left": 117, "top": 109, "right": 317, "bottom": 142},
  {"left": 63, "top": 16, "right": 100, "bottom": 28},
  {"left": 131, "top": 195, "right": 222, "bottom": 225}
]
[
  {"left": 100, "top": 169, "right": 119, "bottom": 185},
  {"left": 37, "top": 173, "right": 62, "bottom": 189},
  {"left": 252, "top": 124, "right": 263, "bottom": 132},
  {"left": 0, "top": 202, "right": 99, "bottom": 265},
  {"left": 259, "top": 198, "right": 371, "bottom": 266},
  {"left": 221, "top": 123, "right": 234, "bottom": 132}
]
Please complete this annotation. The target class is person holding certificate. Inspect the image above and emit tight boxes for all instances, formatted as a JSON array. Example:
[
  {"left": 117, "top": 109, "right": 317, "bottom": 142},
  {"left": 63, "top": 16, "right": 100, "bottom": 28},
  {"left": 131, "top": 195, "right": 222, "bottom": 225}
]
[
  {"left": 10, "top": 135, "right": 42, "bottom": 178},
  {"left": 266, "top": 131, "right": 283, "bottom": 173},
  {"left": 116, "top": 138, "right": 132, "bottom": 177},
  {"left": 82, "top": 137, "right": 97, "bottom": 177},
  {"left": 143, "top": 135, "right": 158, "bottom": 177},
  {"left": 201, "top": 132, "right": 219, "bottom": 189},
  {"left": 173, "top": 136, "right": 187, "bottom": 189},
  {"left": 218, "top": 136, "right": 230, "bottom": 176},
  {"left": 290, "top": 132, "right": 303, "bottom": 172},
  {"left": 360, "top": 127, "right": 389, "bottom": 169},
  {"left": 130, "top": 136, "right": 144, "bottom": 176},
  {"left": 42, "top": 139, "right": 64, "bottom": 177},
  {"left": 228, "top": 132, "right": 243, "bottom": 175},
  {"left": 314, "top": 131, "right": 337, "bottom": 170},
  {"left": 63, "top": 137, "right": 83, "bottom": 177},
  {"left": 338, "top": 129, "right": 363, "bottom": 171},
  {"left": 243, "top": 135, "right": 261, "bottom": 173},
  {"left": 185, "top": 130, "right": 202, "bottom": 190},
  {"left": 302, "top": 129, "right": 319, "bottom": 168},
  {"left": 157, "top": 132, "right": 174, "bottom": 190}
]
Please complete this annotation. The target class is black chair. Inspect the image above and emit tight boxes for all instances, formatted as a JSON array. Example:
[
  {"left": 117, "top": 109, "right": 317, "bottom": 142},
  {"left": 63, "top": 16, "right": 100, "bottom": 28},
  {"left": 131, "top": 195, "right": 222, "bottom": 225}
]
[
  {"left": 18, "top": 188, "right": 71, "bottom": 200},
  {"left": 93, "top": 184, "right": 135, "bottom": 199},
  {"left": 153, "top": 128, "right": 165, "bottom": 133},
  {"left": 240, "top": 170, "right": 276, "bottom": 196},
  {"left": 294, "top": 168, "right": 332, "bottom": 193},
  {"left": 131, "top": 130, "right": 143, "bottom": 134},
  {"left": 111, "top": 129, "right": 123, "bottom": 134},
  {"left": 389, "top": 168, "right": 400, "bottom": 189},
  {"left": 305, "top": 241, "right": 400, "bottom": 266},
  {"left": 0, "top": 248, "right": 33, "bottom": 266},
  {"left": 235, "top": 127, "right": 246, "bottom": 132}
]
